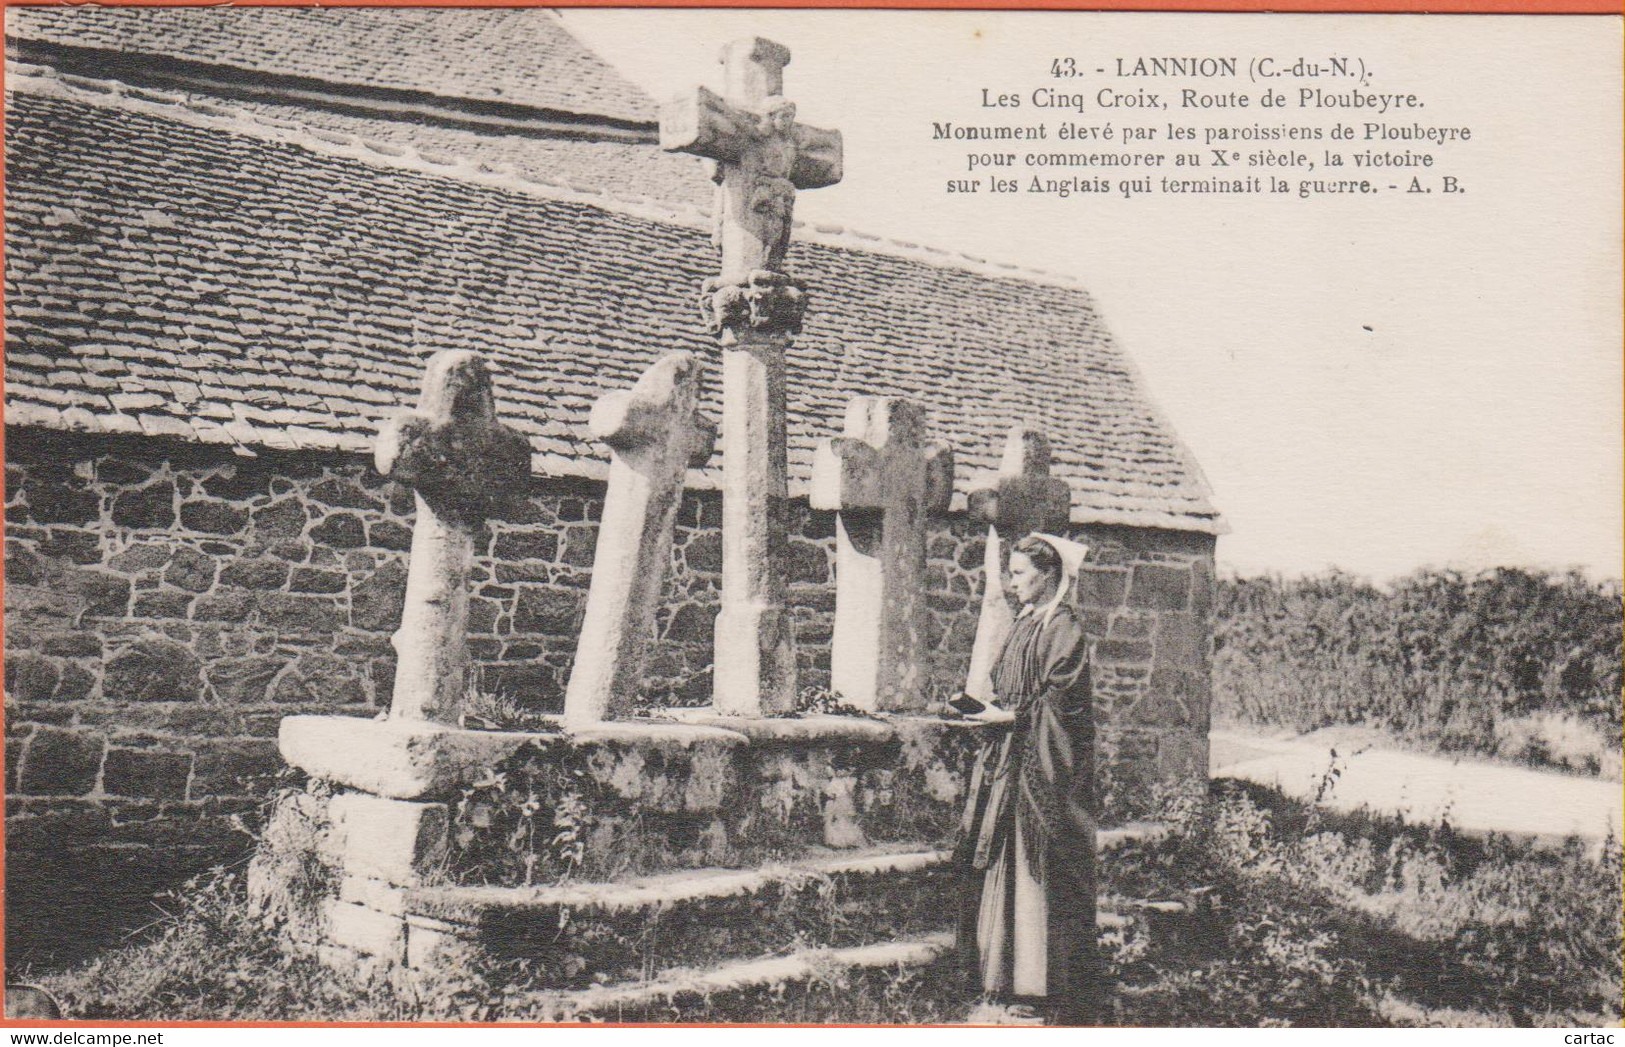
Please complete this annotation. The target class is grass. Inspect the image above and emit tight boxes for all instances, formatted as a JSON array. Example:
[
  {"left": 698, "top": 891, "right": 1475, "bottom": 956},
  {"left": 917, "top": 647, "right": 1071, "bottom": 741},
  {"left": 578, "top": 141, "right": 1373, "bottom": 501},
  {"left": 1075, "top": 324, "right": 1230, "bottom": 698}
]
[
  {"left": 1101, "top": 781, "right": 1623, "bottom": 1027},
  {"left": 26, "top": 779, "right": 1621, "bottom": 1026}
]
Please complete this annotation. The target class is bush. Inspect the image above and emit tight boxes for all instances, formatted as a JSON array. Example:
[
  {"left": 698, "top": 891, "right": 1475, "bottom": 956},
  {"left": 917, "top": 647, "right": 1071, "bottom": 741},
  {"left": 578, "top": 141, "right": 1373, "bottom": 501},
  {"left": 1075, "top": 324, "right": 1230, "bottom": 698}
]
[
  {"left": 31, "top": 868, "right": 416, "bottom": 1022},
  {"left": 1102, "top": 780, "right": 1624, "bottom": 1027},
  {"left": 1214, "top": 568, "right": 1623, "bottom": 773}
]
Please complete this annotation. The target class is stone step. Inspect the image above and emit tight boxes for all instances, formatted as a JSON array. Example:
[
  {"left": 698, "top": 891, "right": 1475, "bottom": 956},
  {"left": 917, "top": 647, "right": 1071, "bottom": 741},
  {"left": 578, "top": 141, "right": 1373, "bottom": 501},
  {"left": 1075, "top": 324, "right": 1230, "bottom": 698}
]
[
  {"left": 320, "top": 820, "right": 1171, "bottom": 983},
  {"left": 411, "top": 844, "right": 953, "bottom": 921},
  {"left": 513, "top": 931, "right": 959, "bottom": 1022},
  {"left": 525, "top": 895, "right": 1182, "bottom": 1024},
  {"left": 390, "top": 825, "right": 1170, "bottom": 981},
  {"left": 372, "top": 844, "right": 956, "bottom": 986}
]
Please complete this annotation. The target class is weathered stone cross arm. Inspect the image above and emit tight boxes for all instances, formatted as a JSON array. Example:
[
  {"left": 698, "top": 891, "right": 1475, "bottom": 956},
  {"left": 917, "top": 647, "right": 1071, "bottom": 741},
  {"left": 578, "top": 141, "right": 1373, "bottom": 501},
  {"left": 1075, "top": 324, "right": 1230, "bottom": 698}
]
[
  {"left": 376, "top": 351, "right": 532, "bottom": 520},
  {"left": 967, "top": 426, "right": 1072, "bottom": 535},
  {"left": 661, "top": 82, "right": 844, "bottom": 197},
  {"left": 810, "top": 398, "right": 955, "bottom": 515},
  {"left": 589, "top": 354, "right": 717, "bottom": 472}
]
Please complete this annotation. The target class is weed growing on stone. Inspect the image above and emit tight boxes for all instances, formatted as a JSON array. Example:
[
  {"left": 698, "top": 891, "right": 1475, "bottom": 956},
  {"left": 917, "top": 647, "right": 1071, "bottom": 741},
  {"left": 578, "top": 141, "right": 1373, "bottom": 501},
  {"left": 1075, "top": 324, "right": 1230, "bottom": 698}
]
[
  {"left": 794, "top": 685, "right": 879, "bottom": 720},
  {"left": 459, "top": 682, "right": 556, "bottom": 732},
  {"left": 451, "top": 740, "right": 593, "bottom": 886}
]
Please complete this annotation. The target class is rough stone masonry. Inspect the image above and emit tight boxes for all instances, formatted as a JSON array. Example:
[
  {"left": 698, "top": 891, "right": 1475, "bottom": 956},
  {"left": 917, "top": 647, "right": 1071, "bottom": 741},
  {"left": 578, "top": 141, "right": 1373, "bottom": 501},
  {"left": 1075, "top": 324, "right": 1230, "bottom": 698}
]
[{"left": 4, "top": 428, "right": 1214, "bottom": 924}]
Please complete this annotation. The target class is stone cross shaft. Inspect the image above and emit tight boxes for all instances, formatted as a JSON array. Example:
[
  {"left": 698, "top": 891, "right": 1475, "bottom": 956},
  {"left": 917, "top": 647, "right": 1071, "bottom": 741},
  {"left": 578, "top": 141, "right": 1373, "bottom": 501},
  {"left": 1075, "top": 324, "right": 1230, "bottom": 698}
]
[
  {"left": 964, "top": 427, "right": 1074, "bottom": 700},
  {"left": 810, "top": 397, "right": 954, "bottom": 712},
  {"left": 375, "top": 350, "right": 531, "bottom": 725},
  {"left": 661, "top": 37, "right": 843, "bottom": 717},
  {"left": 564, "top": 353, "right": 716, "bottom": 727}
]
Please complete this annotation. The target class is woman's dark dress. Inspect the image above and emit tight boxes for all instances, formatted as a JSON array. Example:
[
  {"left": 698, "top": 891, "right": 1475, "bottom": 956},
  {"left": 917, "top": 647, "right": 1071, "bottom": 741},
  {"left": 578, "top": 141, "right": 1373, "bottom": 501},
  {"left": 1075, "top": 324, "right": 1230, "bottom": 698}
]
[{"left": 954, "top": 601, "right": 1098, "bottom": 1022}]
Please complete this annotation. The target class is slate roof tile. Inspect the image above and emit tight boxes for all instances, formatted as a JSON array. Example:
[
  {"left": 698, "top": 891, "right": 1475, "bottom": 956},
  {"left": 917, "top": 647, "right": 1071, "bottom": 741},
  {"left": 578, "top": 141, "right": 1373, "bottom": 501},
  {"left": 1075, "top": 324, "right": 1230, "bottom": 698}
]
[
  {"left": 4, "top": 85, "right": 1220, "bottom": 533},
  {"left": 7, "top": 7, "right": 653, "bottom": 124}
]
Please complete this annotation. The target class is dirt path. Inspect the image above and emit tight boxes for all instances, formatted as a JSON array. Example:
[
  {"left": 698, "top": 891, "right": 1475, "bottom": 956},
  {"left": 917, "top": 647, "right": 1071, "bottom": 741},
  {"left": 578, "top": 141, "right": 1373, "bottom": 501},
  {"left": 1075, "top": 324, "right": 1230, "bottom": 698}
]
[{"left": 1210, "top": 728, "right": 1623, "bottom": 847}]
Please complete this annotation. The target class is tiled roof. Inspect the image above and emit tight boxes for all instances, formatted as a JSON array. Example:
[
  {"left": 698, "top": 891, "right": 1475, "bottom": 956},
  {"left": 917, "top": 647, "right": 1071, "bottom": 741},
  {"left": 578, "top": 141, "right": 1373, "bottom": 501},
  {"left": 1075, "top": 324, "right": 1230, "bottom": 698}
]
[
  {"left": 5, "top": 6, "right": 654, "bottom": 125},
  {"left": 210, "top": 94, "right": 715, "bottom": 213},
  {"left": 2, "top": 77, "right": 1221, "bottom": 534}
]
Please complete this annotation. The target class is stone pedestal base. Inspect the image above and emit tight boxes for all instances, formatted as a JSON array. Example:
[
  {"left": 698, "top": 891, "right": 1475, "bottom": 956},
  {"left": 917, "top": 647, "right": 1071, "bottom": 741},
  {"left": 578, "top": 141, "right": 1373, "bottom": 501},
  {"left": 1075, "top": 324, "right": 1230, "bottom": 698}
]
[
  {"left": 710, "top": 601, "right": 797, "bottom": 717},
  {"left": 264, "top": 712, "right": 992, "bottom": 981}
]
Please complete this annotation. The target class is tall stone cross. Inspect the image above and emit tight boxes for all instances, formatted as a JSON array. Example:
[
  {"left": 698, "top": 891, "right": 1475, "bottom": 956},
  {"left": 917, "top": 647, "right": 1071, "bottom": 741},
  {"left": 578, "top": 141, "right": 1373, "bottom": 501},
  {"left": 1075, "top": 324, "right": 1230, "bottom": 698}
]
[
  {"left": 564, "top": 353, "right": 716, "bottom": 727},
  {"left": 375, "top": 350, "right": 531, "bottom": 724},
  {"left": 963, "top": 426, "right": 1073, "bottom": 700},
  {"left": 661, "top": 38, "right": 843, "bottom": 716},
  {"left": 810, "top": 397, "right": 954, "bottom": 712}
]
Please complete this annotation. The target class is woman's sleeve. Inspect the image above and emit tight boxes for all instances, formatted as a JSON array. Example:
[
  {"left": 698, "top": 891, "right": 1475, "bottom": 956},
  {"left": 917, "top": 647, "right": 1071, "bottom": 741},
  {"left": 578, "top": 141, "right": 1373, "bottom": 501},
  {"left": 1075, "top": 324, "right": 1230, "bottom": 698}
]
[
  {"left": 1035, "top": 608, "right": 1090, "bottom": 719},
  {"left": 1020, "top": 607, "right": 1095, "bottom": 834}
]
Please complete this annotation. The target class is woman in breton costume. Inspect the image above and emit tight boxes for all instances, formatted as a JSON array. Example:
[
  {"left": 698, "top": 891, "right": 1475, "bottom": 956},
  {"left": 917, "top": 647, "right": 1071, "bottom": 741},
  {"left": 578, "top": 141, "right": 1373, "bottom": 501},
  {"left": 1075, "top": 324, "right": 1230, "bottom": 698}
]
[{"left": 954, "top": 533, "right": 1100, "bottom": 1025}]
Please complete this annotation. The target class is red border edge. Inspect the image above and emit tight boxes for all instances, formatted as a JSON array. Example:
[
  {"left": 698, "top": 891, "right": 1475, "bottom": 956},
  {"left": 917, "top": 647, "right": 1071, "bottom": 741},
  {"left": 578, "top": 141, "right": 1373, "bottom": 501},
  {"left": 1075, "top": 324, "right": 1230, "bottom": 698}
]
[
  {"left": 0, "top": 0, "right": 1620, "bottom": 1030},
  {"left": 1, "top": 0, "right": 1623, "bottom": 13}
]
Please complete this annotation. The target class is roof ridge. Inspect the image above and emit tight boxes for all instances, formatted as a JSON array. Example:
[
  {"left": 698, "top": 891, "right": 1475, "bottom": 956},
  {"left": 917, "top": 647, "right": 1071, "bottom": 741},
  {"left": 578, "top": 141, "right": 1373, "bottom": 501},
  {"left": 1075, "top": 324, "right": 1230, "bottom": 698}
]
[
  {"left": 6, "top": 5, "right": 657, "bottom": 126},
  {"left": 5, "top": 61, "right": 1081, "bottom": 291}
]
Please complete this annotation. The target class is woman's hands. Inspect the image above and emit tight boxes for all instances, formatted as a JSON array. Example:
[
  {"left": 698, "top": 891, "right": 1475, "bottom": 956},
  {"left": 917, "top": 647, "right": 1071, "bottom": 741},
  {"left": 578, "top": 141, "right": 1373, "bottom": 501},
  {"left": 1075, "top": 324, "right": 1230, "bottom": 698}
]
[
  {"left": 943, "top": 691, "right": 1015, "bottom": 724},
  {"left": 965, "top": 701, "right": 1016, "bottom": 725}
]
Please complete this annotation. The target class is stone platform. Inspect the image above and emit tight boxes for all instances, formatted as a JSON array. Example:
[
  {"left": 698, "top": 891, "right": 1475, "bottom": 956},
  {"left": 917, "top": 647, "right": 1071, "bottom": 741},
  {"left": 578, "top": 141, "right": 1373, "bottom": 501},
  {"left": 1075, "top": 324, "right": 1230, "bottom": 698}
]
[
  {"left": 262, "top": 712, "right": 990, "bottom": 983},
  {"left": 258, "top": 711, "right": 1171, "bottom": 1012},
  {"left": 279, "top": 712, "right": 984, "bottom": 878}
]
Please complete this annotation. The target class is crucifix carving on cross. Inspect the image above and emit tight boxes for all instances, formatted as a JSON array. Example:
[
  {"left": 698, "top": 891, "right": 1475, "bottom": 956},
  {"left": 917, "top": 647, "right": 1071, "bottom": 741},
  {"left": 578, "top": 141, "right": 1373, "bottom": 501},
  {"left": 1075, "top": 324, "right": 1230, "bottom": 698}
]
[
  {"left": 662, "top": 38, "right": 843, "bottom": 716},
  {"left": 375, "top": 350, "right": 531, "bottom": 725},
  {"left": 964, "top": 426, "right": 1074, "bottom": 701},
  {"left": 811, "top": 397, "right": 955, "bottom": 712},
  {"left": 662, "top": 37, "right": 843, "bottom": 331}
]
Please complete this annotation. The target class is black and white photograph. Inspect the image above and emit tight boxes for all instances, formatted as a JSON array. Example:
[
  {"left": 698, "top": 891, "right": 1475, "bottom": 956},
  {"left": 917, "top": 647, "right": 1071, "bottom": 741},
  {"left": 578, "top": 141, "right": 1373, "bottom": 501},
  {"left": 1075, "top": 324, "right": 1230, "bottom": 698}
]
[{"left": 1, "top": 4, "right": 1620, "bottom": 1028}]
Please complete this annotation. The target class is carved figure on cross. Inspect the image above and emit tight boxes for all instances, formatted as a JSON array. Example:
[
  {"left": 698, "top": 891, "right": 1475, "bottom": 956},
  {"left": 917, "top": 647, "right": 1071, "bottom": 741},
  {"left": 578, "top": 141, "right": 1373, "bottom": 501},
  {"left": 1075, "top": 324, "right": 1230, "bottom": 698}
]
[
  {"left": 964, "top": 426, "right": 1074, "bottom": 701},
  {"left": 811, "top": 396, "right": 955, "bottom": 712},
  {"left": 662, "top": 37, "right": 843, "bottom": 296},
  {"left": 375, "top": 350, "right": 531, "bottom": 724}
]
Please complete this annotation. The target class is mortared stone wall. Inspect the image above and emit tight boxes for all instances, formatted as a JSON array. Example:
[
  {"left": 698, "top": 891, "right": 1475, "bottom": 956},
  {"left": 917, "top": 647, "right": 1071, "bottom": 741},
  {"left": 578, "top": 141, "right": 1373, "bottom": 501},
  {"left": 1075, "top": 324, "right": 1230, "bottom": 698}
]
[{"left": 2, "top": 427, "right": 1213, "bottom": 963}]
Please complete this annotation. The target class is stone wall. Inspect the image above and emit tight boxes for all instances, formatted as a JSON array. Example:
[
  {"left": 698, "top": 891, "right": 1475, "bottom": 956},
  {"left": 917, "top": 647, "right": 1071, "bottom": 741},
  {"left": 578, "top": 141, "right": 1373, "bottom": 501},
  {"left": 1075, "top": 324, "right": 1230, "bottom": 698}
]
[{"left": 3, "top": 426, "right": 1214, "bottom": 959}]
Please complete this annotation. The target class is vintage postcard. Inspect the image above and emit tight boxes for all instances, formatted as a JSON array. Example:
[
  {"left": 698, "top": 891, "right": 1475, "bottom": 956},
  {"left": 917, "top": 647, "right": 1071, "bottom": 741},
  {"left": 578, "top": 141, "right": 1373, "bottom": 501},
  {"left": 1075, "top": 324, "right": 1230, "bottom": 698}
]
[{"left": 1, "top": 3, "right": 1619, "bottom": 1031}]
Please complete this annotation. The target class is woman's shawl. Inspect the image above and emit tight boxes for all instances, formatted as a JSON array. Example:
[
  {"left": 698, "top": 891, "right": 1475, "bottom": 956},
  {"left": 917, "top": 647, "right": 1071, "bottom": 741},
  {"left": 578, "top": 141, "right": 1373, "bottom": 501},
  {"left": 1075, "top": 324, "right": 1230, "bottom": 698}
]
[{"left": 957, "top": 602, "right": 1094, "bottom": 877}]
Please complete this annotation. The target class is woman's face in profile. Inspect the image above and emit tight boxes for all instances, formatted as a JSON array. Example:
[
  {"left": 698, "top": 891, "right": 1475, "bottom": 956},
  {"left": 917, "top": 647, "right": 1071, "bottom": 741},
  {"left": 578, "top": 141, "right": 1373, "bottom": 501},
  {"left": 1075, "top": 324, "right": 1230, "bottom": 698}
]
[{"left": 1009, "top": 550, "right": 1055, "bottom": 607}]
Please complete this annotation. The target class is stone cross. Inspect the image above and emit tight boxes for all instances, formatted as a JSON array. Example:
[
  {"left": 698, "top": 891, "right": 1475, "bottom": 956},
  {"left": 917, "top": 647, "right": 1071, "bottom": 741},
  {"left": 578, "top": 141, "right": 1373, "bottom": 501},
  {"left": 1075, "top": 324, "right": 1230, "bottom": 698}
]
[
  {"left": 810, "top": 397, "right": 954, "bottom": 712},
  {"left": 375, "top": 350, "right": 531, "bottom": 725},
  {"left": 661, "top": 38, "right": 843, "bottom": 717},
  {"left": 963, "top": 427, "right": 1073, "bottom": 700},
  {"left": 661, "top": 37, "right": 843, "bottom": 281},
  {"left": 563, "top": 353, "right": 716, "bottom": 727}
]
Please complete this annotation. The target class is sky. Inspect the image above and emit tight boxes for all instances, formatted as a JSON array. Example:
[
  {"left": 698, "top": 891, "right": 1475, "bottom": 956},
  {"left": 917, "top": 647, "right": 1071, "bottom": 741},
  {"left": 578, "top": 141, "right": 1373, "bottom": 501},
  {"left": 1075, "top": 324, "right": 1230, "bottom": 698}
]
[{"left": 561, "top": 11, "right": 1623, "bottom": 583}]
